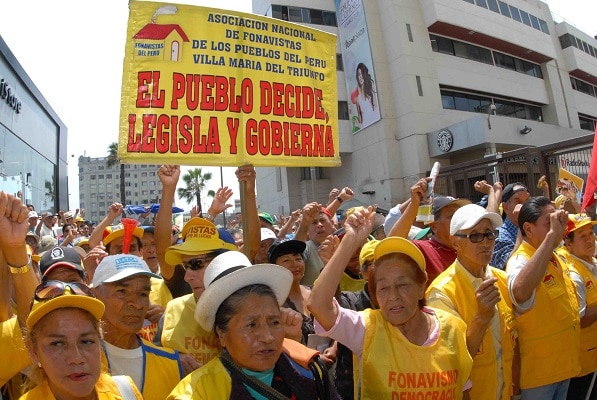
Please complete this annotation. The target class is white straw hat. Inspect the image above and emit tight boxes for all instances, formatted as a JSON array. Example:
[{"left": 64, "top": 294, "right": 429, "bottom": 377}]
[{"left": 194, "top": 251, "right": 292, "bottom": 331}]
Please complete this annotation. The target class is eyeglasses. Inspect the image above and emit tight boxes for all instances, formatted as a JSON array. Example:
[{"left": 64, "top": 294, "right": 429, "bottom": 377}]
[
  {"left": 33, "top": 280, "right": 95, "bottom": 303},
  {"left": 181, "top": 255, "right": 215, "bottom": 271},
  {"left": 453, "top": 230, "right": 499, "bottom": 243}
]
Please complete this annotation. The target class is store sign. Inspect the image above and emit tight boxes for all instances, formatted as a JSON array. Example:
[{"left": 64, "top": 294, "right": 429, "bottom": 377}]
[
  {"left": 0, "top": 78, "right": 22, "bottom": 114},
  {"left": 437, "top": 129, "right": 453, "bottom": 152}
]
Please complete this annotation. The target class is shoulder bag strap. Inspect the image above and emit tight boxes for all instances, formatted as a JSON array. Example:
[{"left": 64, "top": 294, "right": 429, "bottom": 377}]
[
  {"left": 112, "top": 375, "right": 138, "bottom": 400},
  {"left": 220, "top": 352, "right": 290, "bottom": 400}
]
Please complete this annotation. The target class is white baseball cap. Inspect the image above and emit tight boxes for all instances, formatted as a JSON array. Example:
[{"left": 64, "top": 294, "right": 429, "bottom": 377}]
[
  {"left": 450, "top": 204, "right": 503, "bottom": 235},
  {"left": 260, "top": 227, "right": 277, "bottom": 242},
  {"left": 92, "top": 254, "right": 160, "bottom": 287}
]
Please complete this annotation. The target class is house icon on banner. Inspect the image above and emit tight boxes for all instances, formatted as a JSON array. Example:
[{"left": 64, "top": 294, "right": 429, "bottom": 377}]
[{"left": 133, "top": 6, "right": 189, "bottom": 61}]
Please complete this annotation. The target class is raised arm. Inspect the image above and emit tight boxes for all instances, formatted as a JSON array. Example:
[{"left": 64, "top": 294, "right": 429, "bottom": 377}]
[
  {"left": 326, "top": 186, "right": 354, "bottom": 217},
  {"left": 88, "top": 203, "right": 123, "bottom": 249},
  {"left": 511, "top": 209, "right": 567, "bottom": 304},
  {"left": 308, "top": 206, "right": 375, "bottom": 330},
  {"left": 236, "top": 165, "right": 259, "bottom": 260},
  {"left": 277, "top": 209, "right": 301, "bottom": 238},
  {"left": 155, "top": 165, "right": 180, "bottom": 280},
  {"left": 387, "top": 178, "right": 430, "bottom": 238},
  {"left": 0, "top": 192, "right": 40, "bottom": 327},
  {"left": 205, "top": 186, "right": 233, "bottom": 222},
  {"left": 294, "top": 202, "right": 320, "bottom": 242}
]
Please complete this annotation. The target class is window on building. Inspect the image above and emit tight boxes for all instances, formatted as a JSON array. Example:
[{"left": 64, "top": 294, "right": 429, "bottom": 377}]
[
  {"left": 530, "top": 15, "right": 540, "bottom": 30},
  {"left": 497, "top": 0, "right": 510, "bottom": 16},
  {"left": 141, "top": 172, "right": 147, "bottom": 177},
  {"left": 98, "top": 175, "right": 104, "bottom": 179},
  {"left": 287, "top": 7, "right": 302, "bottom": 22},
  {"left": 322, "top": 11, "right": 337, "bottom": 26},
  {"left": 509, "top": 6, "right": 521, "bottom": 22},
  {"left": 579, "top": 114, "right": 597, "bottom": 131},
  {"left": 487, "top": 0, "right": 500, "bottom": 13},
  {"left": 559, "top": 34, "right": 573, "bottom": 49},
  {"left": 440, "top": 89, "right": 543, "bottom": 122},
  {"left": 301, "top": 8, "right": 310, "bottom": 23},
  {"left": 570, "top": 77, "right": 596, "bottom": 97},
  {"left": 538, "top": 19, "right": 549, "bottom": 33},
  {"left": 475, "top": 0, "right": 488, "bottom": 8},
  {"left": 98, "top": 166, "right": 104, "bottom": 170},
  {"left": 519, "top": 10, "right": 531, "bottom": 26},
  {"left": 300, "top": 167, "right": 323, "bottom": 181},
  {"left": 338, "top": 101, "right": 349, "bottom": 120},
  {"left": 90, "top": 175, "right": 96, "bottom": 180},
  {"left": 336, "top": 53, "right": 344, "bottom": 71},
  {"left": 309, "top": 9, "right": 324, "bottom": 24}
]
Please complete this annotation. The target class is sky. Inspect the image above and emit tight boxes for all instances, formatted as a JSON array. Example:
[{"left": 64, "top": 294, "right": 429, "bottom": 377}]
[{"left": 1, "top": 0, "right": 596, "bottom": 211}]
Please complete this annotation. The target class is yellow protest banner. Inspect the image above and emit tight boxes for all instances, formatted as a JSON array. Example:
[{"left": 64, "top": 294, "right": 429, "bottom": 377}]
[{"left": 119, "top": 1, "right": 339, "bottom": 167}]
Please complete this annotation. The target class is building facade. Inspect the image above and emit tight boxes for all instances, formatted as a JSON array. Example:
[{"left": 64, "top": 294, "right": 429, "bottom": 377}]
[
  {"left": 252, "top": 0, "right": 596, "bottom": 215},
  {"left": 77, "top": 156, "right": 161, "bottom": 223},
  {"left": 0, "top": 35, "right": 68, "bottom": 212}
]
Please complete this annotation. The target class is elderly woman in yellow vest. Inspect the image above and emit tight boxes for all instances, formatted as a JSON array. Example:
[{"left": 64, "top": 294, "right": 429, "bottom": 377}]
[
  {"left": 427, "top": 204, "right": 518, "bottom": 400},
  {"left": 557, "top": 213, "right": 597, "bottom": 400},
  {"left": 21, "top": 280, "right": 143, "bottom": 400},
  {"left": 308, "top": 206, "right": 473, "bottom": 399},
  {"left": 167, "top": 251, "right": 341, "bottom": 400}
]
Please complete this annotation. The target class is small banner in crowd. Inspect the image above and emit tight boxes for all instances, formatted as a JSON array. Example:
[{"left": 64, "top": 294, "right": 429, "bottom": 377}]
[{"left": 119, "top": 2, "right": 340, "bottom": 167}]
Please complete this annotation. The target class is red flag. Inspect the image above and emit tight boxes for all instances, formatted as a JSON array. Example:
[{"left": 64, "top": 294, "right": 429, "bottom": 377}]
[{"left": 581, "top": 126, "right": 597, "bottom": 211}]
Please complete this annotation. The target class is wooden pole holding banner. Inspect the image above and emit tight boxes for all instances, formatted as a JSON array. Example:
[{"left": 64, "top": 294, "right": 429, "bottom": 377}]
[{"left": 240, "top": 179, "right": 251, "bottom": 259}]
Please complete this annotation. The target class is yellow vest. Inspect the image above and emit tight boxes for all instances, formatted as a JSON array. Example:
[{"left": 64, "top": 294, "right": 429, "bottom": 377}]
[
  {"left": 339, "top": 272, "right": 366, "bottom": 292},
  {"left": 161, "top": 293, "right": 221, "bottom": 366},
  {"left": 356, "top": 308, "right": 472, "bottom": 400},
  {"left": 19, "top": 373, "right": 143, "bottom": 400},
  {"left": 150, "top": 276, "right": 173, "bottom": 307},
  {"left": 510, "top": 241, "right": 581, "bottom": 389},
  {"left": 101, "top": 337, "right": 184, "bottom": 400},
  {"left": 560, "top": 249, "right": 597, "bottom": 376},
  {"left": 167, "top": 356, "right": 232, "bottom": 400},
  {"left": 427, "top": 261, "right": 516, "bottom": 400}
]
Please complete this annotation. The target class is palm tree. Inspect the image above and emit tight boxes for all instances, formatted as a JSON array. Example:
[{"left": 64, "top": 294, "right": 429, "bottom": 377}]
[
  {"left": 106, "top": 142, "right": 126, "bottom": 206},
  {"left": 177, "top": 168, "right": 214, "bottom": 214}
]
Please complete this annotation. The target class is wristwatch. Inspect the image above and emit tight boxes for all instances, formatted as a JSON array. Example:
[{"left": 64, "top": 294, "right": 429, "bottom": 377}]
[{"left": 335, "top": 196, "right": 343, "bottom": 203}]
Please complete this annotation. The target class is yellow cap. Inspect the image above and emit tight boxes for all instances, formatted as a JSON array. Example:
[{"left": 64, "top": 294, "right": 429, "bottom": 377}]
[
  {"left": 359, "top": 239, "right": 379, "bottom": 266},
  {"left": 565, "top": 213, "right": 597, "bottom": 237},
  {"left": 374, "top": 237, "right": 426, "bottom": 272}
]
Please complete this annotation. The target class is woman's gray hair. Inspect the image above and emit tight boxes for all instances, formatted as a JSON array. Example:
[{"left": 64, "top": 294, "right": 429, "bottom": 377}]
[{"left": 214, "top": 284, "right": 278, "bottom": 333}]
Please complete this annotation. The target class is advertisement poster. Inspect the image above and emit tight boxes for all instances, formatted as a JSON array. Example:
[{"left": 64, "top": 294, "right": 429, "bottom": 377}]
[
  {"left": 334, "top": 0, "right": 380, "bottom": 133},
  {"left": 557, "top": 168, "right": 584, "bottom": 203},
  {"left": 119, "top": 2, "right": 339, "bottom": 167}
]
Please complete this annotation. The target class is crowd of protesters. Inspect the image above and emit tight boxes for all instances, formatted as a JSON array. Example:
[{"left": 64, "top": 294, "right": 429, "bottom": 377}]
[{"left": 1, "top": 164, "right": 596, "bottom": 400}]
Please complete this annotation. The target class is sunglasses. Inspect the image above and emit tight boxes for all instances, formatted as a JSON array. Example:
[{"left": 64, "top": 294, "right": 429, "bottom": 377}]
[
  {"left": 181, "top": 255, "right": 215, "bottom": 271},
  {"left": 453, "top": 230, "right": 499, "bottom": 243},
  {"left": 33, "top": 280, "right": 95, "bottom": 303}
]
